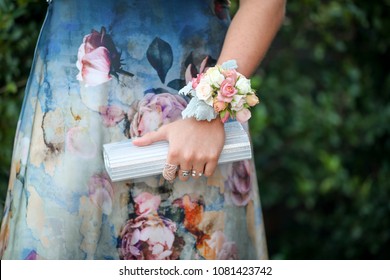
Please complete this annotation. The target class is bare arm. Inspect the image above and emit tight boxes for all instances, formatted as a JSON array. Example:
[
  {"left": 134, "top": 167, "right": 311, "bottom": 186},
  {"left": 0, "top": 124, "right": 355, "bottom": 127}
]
[
  {"left": 218, "top": 0, "right": 286, "bottom": 76},
  {"left": 133, "top": 0, "right": 286, "bottom": 180}
]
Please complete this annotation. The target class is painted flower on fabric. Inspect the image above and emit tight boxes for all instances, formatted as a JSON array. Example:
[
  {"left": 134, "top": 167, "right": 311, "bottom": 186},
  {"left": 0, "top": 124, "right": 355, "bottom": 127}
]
[
  {"left": 134, "top": 192, "right": 161, "bottom": 216},
  {"left": 88, "top": 172, "right": 114, "bottom": 215},
  {"left": 224, "top": 160, "right": 253, "bottom": 206},
  {"left": 120, "top": 215, "right": 178, "bottom": 260},
  {"left": 213, "top": 0, "right": 231, "bottom": 20},
  {"left": 207, "top": 231, "right": 238, "bottom": 260},
  {"left": 25, "top": 250, "right": 40, "bottom": 260},
  {"left": 99, "top": 105, "right": 125, "bottom": 127},
  {"left": 76, "top": 27, "right": 133, "bottom": 87},
  {"left": 66, "top": 127, "right": 97, "bottom": 159},
  {"left": 130, "top": 93, "right": 187, "bottom": 137}
]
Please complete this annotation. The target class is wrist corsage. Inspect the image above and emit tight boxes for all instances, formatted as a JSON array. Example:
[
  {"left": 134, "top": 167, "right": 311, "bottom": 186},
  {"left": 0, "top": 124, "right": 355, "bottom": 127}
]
[{"left": 178, "top": 60, "right": 259, "bottom": 123}]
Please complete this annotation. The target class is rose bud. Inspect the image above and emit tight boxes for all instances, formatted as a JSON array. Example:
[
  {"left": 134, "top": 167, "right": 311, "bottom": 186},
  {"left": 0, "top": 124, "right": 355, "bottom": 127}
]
[{"left": 246, "top": 94, "right": 259, "bottom": 107}]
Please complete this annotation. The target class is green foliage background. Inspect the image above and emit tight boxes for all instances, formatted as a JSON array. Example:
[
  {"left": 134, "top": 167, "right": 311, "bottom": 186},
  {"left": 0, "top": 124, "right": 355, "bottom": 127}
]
[{"left": 0, "top": 0, "right": 389, "bottom": 259}]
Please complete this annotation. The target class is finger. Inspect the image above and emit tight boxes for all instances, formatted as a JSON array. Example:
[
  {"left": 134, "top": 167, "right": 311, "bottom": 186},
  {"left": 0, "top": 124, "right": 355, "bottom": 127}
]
[
  {"left": 177, "top": 159, "right": 192, "bottom": 182},
  {"left": 203, "top": 160, "right": 218, "bottom": 177},
  {"left": 132, "top": 129, "right": 166, "bottom": 147},
  {"left": 191, "top": 162, "right": 206, "bottom": 180}
]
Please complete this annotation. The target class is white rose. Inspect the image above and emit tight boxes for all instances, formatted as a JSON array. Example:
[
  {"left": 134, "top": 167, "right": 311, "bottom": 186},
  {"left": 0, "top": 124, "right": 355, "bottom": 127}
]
[
  {"left": 206, "top": 67, "right": 225, "bottom": 87},
  {"left": 196, "top": 80, "right": 214, "bottom": 105},
  {"left": 231, "top": 94, "right": 245, "bottom": 111},
  {"left": 235, "top": 75, "right": 252, "bottom": 94}
]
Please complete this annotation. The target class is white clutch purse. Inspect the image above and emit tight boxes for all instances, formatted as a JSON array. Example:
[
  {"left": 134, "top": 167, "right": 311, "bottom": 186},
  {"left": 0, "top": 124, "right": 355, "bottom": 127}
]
[{"left": 103, "top": 121, "right": 252, "bottom": 182}]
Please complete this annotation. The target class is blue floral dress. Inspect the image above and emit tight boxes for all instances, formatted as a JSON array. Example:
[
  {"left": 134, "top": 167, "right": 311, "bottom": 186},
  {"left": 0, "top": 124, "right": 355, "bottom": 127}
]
[{"left": 0, "top": 0, "right": 267, "bottom": 259}]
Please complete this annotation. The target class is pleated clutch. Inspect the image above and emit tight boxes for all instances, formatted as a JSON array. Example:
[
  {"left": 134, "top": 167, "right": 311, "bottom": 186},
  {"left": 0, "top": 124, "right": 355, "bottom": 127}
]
[{"left": 103, "top": 121, "right": 252, "bottom": 182}]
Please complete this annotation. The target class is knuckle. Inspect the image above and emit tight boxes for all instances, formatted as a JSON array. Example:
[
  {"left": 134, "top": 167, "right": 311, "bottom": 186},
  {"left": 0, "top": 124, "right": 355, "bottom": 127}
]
[
  {"left": 168, "top": 149, "right": 179, "bottom": 159},
  {"left": 194, "top": 154, "right": 206, "bottom": 162},
  {"left": 182, "top": 153, "right": 194, "bottom": 163},
  {"left": 209, "top": 152, "right": 219, "bottom": 161}
]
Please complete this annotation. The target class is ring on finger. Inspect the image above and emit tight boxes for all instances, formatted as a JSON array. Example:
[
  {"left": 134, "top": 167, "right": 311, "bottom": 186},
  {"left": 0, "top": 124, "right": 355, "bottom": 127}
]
[
  {"left": 181, "top": 170, "right": 191, "bottom": 177},
  {"left": 191, "top": 170, "right": 203, "bottom": 177}
]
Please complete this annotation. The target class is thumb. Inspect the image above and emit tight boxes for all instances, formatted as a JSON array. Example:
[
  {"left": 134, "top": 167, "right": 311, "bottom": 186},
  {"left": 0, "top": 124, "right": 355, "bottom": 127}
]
[{"left": 132, "top": 128, "right": 166, "bottom": 146}]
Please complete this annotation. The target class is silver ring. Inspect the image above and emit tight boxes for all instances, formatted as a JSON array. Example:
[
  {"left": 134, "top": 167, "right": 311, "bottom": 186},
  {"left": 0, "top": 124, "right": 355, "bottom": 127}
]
[
  {"left": 181, "top": 170, "right": 191, "bottom": 177},
  {"left": 163, "top": 163, "right": 178, "bottom": 181},
  {"left": 191, "top": 170, "right": 203, "bottom": 177}
]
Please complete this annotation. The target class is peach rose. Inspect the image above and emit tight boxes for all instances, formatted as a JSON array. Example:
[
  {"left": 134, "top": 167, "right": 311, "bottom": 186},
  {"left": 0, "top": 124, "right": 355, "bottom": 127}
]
[{"left": 246, "top": 94, "right": 259, "bottom": 107}]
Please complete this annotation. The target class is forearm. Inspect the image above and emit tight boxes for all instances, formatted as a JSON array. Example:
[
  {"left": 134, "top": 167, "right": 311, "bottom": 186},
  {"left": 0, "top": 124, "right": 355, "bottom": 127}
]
[{"left": 217, "top": 0, "right": 286, "bottom": 76}]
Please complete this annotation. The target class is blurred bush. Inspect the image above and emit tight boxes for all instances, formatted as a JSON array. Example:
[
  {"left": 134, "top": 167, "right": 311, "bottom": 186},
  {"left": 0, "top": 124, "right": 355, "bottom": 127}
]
[
  {"left": 0, "top": 0, "right": 389, "bottom": 259},
  {"left": 249, "top": 0, "right": 390, "bottom": 259}
]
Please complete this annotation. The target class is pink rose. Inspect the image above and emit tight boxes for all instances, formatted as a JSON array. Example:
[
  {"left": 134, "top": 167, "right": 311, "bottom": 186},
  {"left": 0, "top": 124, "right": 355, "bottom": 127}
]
[
  {"left": 134, "top": 192, "right": 161, "bottom": 216},
  {"left": 99, "top": 106, "right": 125, "bottom": 127},
  {"left": 222, "top": 69, "right": 238, "bottom": 85},
  {"left": 76, "top": 27, "right": 133, "bottom": 87},
  {"left": 76, "top": 37, "right": 112, "bottom": 87},
  {"left": 235, "top": 108, "right": 251, "bottom": 123},
  {"left": 88, "top": 172, "right": 114, "bottom": 215},
  {"left": 224, "top": 160, "right": 252, "bottom": 206},
  {"left": 130, "top": 93, "right": 187, "bottom": 137},
  {"left": 217, "top": 79, "right": 237, "bottom": 103},
  {"left": 120, "top": 215, "right": 178, "bottom": 260}
]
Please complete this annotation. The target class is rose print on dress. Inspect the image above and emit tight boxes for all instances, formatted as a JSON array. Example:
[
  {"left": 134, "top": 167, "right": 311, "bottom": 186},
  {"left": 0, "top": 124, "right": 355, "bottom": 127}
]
[
  {"left": 76, "top": 27, "right": 133, "bottom": 87},
  {"left": 119, "top": 192, "right": 182, "bottom": 260},
  {"left": 207, "top": 230, "right": 238, "bottom": 259},
  {"left": 127, "top": 93, "right": 187, "bottom": 138},
  {"left": 98, "top": 106, "right": 125, "bottom": 127},
  {"left": 120, "top": 215, "right": 177, "bottom": 260},
  {"left": 213, "top": 0, "right": 231, "bottom": 20},
  {"left": 134, "top": 192, "right": 161, "bottom": 216},
  {"left": 173, "top": 195, "right": 238, "bottom": 259},
  {"left": 224, "top": 160, "right": 253, "bottom": 206},
  {"left": 88, "top": 172, "right": 114, "bottom": 215}
]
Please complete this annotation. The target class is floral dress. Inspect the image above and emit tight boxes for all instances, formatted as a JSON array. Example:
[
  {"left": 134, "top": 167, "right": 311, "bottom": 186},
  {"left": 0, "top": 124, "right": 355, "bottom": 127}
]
[{"left": 0, "top": 0, "right": 267, "bottom": 259}]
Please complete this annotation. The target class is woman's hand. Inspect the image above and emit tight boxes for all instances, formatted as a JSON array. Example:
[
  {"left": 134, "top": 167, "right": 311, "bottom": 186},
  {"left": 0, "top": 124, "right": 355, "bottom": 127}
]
[{"left": 132, "top": 117, "right": 225, "bottom": 181}]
